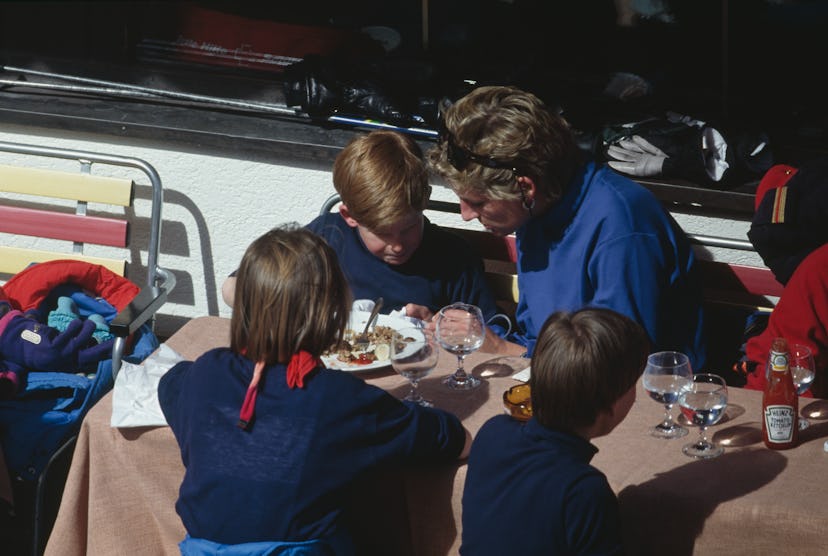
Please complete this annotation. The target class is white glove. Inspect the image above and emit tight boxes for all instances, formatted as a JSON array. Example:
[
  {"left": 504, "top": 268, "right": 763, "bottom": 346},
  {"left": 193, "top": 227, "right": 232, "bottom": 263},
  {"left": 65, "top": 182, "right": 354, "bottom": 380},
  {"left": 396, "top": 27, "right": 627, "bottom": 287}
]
[{"left": 606, "top": 135, "right": 667, "bottom": 177}]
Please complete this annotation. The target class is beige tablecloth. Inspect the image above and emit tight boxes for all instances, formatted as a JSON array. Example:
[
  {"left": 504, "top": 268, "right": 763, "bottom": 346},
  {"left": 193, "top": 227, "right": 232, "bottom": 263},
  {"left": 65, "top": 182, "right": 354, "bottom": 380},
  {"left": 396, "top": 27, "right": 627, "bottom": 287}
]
[{"left": 45, "top": 316, "right": 828, "bottom": 555}]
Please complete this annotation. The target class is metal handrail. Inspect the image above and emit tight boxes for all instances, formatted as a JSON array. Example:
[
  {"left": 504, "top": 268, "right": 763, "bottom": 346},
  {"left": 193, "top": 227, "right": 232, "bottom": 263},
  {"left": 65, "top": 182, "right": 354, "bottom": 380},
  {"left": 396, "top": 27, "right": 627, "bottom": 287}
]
[{"left": 688, "top": 234, "right": 754, "bottom": 251}]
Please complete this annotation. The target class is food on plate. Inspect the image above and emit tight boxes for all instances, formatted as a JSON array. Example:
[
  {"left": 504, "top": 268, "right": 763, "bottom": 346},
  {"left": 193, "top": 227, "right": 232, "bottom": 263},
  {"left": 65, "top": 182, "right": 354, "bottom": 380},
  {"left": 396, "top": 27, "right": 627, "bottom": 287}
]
[{"left": 326, "top": 325, "right": 396, "bottom": 366}]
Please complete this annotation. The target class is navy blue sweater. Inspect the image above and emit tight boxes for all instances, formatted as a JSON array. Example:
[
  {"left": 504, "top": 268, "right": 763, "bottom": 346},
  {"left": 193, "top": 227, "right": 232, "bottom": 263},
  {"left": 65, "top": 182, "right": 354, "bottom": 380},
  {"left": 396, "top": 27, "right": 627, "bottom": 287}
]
[
  {"left": 461, "top": 415, "right": 623, "bottom": 555},
  {"left": 159, "top": 348, "right": 466, "bottom": 546},
  {"left": 306, "top": 213, "right": 506, "bottom": 333}
]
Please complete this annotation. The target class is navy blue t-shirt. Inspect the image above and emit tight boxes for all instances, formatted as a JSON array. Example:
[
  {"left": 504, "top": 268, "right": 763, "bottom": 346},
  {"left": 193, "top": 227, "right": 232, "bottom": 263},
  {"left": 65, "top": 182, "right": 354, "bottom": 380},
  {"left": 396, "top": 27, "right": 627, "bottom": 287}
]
[
  {"left": 306, "top": 213, "right": 506, "bottom": 332},
  {"left": 461, "top": 415, "right": 623, "bottom": 555}
]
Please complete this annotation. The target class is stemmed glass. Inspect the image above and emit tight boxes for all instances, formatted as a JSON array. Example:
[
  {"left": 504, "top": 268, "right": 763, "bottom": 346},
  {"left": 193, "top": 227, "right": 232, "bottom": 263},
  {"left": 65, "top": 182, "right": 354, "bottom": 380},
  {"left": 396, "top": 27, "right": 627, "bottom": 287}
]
[
  {"left": 390, "top": 327, "right": 439, "bottom": 407},
  {"left": 435, "top": 302, "right": 484, "bottom": 390},
  {"left": 678, "top": 373, "right": 728, "bottom": 459},
  {"left": 642, "top": 351, "right": 693, "bottom": 439},
  {"left": 790, "top": 344, "right": 816, "bottom": 430}
]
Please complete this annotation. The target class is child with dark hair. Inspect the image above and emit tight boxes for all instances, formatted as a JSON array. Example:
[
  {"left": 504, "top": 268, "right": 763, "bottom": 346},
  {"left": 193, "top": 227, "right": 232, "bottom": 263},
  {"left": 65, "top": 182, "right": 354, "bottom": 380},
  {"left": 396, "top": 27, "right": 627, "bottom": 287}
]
[
  {"left": 160, "top": 225, "right": 470, "bottom": 555},
  {"left": 461, "top": 307, "right": 650, "bottom": 555}
]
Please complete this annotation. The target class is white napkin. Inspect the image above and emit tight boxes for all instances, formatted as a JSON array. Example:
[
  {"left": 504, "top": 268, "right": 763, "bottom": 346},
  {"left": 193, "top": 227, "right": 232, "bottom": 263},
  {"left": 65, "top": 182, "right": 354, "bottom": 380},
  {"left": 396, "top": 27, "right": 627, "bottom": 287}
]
[
  {"left": 352, "top": 299, "right": 377, "bottom": 313},
  {"left": 352, "top": 299, "right": 423, "bottom": 327},
  {"left": 111, "top": 343, "right": 186, "bottom": 428},
  {"left": 512, "top": 366, "right": 531, "bottom": 382}
]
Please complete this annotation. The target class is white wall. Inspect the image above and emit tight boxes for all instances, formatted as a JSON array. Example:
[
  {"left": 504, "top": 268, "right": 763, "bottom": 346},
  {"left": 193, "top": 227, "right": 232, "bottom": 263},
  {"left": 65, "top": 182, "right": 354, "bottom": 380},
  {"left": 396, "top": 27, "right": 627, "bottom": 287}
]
[
  {"left": 0, "top": 125, "right": 336, "bottom": 337},
  {"left": 0, "top": 125, "right": 763, "bottom": 338}
]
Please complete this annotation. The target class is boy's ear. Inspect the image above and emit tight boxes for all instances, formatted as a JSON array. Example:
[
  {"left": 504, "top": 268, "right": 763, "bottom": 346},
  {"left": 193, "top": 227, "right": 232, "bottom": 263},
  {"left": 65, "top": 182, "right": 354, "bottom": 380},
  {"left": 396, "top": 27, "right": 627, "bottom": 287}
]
[{"left": 339, "top": 204, "right": 360, "bottom": 228}]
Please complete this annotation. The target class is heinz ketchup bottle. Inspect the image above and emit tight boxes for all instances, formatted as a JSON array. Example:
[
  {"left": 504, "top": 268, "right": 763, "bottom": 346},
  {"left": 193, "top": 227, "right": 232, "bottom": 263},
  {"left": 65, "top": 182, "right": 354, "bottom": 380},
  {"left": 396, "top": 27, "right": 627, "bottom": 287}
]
[{"left": 762, "top": 338, "right": 799, "bottom": 450}]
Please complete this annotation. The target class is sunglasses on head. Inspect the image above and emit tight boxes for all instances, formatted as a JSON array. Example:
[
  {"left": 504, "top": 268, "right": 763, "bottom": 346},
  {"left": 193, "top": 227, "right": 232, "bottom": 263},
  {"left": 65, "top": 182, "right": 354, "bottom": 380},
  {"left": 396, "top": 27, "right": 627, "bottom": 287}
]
[{"left": 439, "top": 120, "right": 519, "bottom": 173}]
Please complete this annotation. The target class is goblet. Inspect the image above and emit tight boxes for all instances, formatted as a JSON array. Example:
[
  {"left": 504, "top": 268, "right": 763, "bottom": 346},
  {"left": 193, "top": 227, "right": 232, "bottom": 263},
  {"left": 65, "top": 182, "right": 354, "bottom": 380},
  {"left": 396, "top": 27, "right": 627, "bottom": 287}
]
[
  {"left": 642, "top": 351, "right": 693, "bottom": 439},
  {"left": 790, "top": 343, "right": 816, "bottom": 429},
  {"left": 679, "top": 373, "right": 728, "bottom": 459},
  {"left": 390, "top": 327, "right": 439, "bottom": 407},
  {"left": 435, "top": 302, "right": 484, "bottom": 390}
]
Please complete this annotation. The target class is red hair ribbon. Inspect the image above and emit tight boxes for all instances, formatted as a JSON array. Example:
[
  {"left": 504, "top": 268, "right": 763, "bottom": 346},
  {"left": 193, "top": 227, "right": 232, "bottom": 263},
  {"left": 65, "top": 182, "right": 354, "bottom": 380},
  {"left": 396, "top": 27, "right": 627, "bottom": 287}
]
[{"left": 238, "top": 351, "right": 321, "bottom": 430}]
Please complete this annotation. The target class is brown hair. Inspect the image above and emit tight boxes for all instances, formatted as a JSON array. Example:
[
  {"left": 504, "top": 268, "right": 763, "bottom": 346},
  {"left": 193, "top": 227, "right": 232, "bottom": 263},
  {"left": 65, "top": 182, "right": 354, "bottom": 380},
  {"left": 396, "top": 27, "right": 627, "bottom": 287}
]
[
  {"left": 529, "top": 308, "right": 650, "bottom": 432},
  {"left": 333, "top": 130, "right": 431, "bottom": 231},
  {"left": 427, "top": 85, "right": 581, "bottom": 204},
  {"left": 230, "top": 224, "right": 351, "bottom": 363}
]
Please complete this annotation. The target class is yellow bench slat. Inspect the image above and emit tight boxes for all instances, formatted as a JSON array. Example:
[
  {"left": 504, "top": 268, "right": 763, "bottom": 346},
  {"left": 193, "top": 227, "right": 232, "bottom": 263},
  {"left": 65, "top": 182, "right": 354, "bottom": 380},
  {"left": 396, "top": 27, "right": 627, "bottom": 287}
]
[
  {"left": 487, "top": 273, "right": 519, "bottom": 304},
  {"left": 0, "top": 246, "right": 126, "bottom": 276},
  {"left": 0, "top": 164, "right": 133, "bottom": 206}
]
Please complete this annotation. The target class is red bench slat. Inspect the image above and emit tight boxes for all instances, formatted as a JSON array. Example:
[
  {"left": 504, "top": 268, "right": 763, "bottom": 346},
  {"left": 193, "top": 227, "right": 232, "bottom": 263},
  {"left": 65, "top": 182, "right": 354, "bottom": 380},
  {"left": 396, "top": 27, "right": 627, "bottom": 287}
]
[
  {"left": 697, "top": 259, "right": 784, "bottom": 299},
  {"left": 0, "top": 205, "right": 128, "bottom": 248}
]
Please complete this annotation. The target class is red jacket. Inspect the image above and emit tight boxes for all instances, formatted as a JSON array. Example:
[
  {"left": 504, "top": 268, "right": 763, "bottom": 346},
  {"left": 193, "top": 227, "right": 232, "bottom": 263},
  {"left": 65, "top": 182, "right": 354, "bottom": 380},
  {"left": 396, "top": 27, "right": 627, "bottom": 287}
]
[
  {"left": 746, "top": 243, "right": 828, "bottom": 397},
  {"left": 1, "top": 259, "right": 138, "bottom": 312}
]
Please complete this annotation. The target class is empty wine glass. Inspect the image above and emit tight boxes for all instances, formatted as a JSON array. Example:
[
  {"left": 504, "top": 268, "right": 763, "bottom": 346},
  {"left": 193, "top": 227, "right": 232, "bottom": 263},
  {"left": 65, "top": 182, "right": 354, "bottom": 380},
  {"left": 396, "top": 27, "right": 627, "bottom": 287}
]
[
  {"left": 790, "top": 343, "right": 816, "bottom": 430},
  {"left": 679, "top": 373, "right": 728, "bottom": 459},
  {"left": 642, "top": 351, "right": 693, "bottom": 439},
  {"left": 390, "top": 327, "right": 439, "bottom": 407},
  {"left": 435, "top": 302, "right": 484, "bottom": 390}
]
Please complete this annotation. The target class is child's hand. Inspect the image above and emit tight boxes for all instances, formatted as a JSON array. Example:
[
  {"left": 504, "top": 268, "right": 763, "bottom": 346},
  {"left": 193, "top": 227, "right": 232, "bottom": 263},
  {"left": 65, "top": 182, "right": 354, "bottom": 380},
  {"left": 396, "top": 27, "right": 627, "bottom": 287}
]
[{"left": 403, "top": 303, "right": 434, "bottom": 322}]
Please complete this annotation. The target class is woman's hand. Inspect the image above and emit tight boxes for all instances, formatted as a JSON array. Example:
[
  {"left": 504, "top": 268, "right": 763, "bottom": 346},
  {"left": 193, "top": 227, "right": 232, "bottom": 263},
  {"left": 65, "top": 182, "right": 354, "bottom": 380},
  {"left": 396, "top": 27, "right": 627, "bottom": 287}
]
[{"left": 480, "top": 327, "right": 527, "bottom": 356}]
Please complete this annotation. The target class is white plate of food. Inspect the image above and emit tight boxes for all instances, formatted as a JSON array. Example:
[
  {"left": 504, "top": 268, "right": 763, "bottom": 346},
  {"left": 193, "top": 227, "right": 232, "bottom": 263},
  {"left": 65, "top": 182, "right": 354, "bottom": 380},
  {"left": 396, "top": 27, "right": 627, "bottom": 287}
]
[{"left": 322, "top": 311, "right": 419, "bottom": 372}]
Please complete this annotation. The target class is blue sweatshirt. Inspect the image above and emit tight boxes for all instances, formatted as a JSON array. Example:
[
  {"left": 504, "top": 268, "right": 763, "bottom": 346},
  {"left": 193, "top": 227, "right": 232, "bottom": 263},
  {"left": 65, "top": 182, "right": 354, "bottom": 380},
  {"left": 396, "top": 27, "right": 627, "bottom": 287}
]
[{"left": 512, "top": 161, "right": 706, "bottom": 369}]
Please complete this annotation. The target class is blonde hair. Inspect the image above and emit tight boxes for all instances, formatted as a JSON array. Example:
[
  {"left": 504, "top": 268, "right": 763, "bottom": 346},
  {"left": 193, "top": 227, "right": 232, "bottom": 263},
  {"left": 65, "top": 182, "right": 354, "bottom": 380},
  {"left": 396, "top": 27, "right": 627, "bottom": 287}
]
[
  {"left": 333, "top": 130, "right": 431, "bottom": 231},
  {"left": 230, "top": 225, "right": 350, "bottom": 363},
  {"left": 427, "top": 85, "right": 581, "bottom": 204},
  {"left": 530, "top": 308, "right": 650, "bottom": 432}
]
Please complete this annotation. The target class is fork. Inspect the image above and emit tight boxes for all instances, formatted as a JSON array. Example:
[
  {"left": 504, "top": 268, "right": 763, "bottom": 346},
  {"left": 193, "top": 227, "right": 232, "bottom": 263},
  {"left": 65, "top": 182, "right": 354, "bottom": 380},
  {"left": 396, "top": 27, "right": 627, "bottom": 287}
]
[{"left": 353, "top": 297, "right": 384, "bottom": 351}]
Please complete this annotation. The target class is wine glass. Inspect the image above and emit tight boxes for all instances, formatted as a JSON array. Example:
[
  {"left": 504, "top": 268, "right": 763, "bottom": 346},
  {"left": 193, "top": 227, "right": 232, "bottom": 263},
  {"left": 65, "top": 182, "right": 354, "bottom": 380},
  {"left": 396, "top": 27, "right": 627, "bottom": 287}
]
[
  {"left": 678, "top": 373, "right": 728, "bottom": 459},
  {"left": 790, "top": 343, "right": 816, "bottom": 430},
  {"left": 642, "top": 351, "right": 693, "bottom": 439},
  {"left": 390, "top": 327, "right": 439, "bottom": 407},
  {"left": 435, "top": 302, "right": 484, "bottom": 390}
]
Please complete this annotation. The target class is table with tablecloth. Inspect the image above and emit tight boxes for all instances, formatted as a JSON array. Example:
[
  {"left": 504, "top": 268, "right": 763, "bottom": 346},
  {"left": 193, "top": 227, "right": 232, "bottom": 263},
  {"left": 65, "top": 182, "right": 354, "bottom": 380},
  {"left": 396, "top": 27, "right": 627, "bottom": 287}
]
[{"left": 45, "top": 316, "right": 828, "bottom": 555}]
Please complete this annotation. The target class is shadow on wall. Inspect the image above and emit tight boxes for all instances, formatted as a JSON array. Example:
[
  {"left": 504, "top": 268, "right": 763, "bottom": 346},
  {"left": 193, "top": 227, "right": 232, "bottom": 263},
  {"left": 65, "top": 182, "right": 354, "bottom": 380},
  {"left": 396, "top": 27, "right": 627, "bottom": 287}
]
[{"left": 132, "top": 184, "right": 218, "bottom": 340}]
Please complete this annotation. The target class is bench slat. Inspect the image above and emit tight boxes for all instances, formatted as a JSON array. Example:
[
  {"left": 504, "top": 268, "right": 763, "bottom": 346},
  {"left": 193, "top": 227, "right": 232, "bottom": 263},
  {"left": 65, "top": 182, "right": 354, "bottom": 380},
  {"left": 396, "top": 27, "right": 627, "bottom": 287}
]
[
  {"left": 487, "top": 273, "right": 520, "bottom": 304},
  {"left": 0, "top": 164, "right": 133, "bottom": 206},
  {"left": 450, "top": 228, "right": 517, "bottom": 263},
  {"left": 0, "top": 205, "right": 128, "bottom": 247},
  {"left": 697, "top": 259, "right": 784, "bottom": 300},
  {"left": 0, "top": 246, "right": 126, "bottom": 276},
  {"left": 446, "top": 226, "right": 782, "bottom": 312},
  {"left": 446, "top": 228, "right": 519, "bottom": 308}
]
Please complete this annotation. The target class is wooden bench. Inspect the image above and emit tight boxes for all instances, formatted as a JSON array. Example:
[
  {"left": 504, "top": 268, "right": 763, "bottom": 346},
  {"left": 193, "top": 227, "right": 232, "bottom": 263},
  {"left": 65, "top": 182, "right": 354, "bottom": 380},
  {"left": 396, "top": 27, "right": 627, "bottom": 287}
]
[
  {"left": 0, "top": 163, "right": 134, "bottom": 276},
  {"left": 426, "top": 199, "right": 783, "bottom": 309},
  {"left": 0, "top": 142, "right": 176, "bottom": 342},
  {"left": 321, "top": 192, "right": 783, "bottom": 371},
  {"left": 449, "top": 227, "right": 781, "bottom": 305},
  {"left": 446, "top": 218, "right": 783, "bottom": 377}
]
